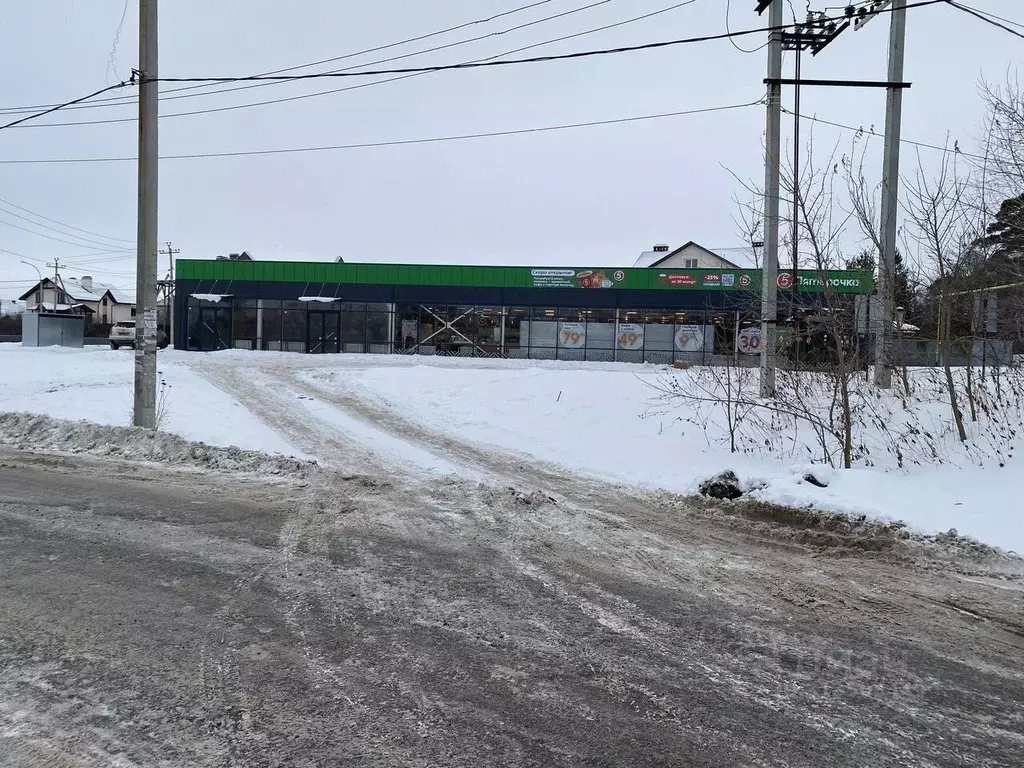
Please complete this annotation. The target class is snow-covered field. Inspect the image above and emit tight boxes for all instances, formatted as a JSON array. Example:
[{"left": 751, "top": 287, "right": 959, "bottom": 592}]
[{"left": 1, "top": 343, "right": 1020, "bottom": 552}]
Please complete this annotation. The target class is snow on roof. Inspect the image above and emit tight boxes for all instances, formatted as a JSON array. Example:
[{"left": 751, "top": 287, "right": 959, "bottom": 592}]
[
  {"left": 298, "top": 296, "right": 338, "bottom": 303},
  {"left": 19, "top": 277, "right": 134, "bottom": 305},
  {"left": 634, "top": 251, "right": 664, "bottom": 268},
  {"left": 35, "top": 301, "right": 93, "bottom": 313}
]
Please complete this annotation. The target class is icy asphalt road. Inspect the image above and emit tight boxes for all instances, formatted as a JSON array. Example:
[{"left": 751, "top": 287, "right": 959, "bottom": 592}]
[{"left": 1, "top": 446, "right": 1023, "bottom": 768}]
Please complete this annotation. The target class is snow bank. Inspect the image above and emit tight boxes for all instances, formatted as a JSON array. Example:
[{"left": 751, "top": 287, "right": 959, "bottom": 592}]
[
  {"left": 300, "top": 361, "right": 1024, "bottom": 552},
  {"left": 0, "top": 412, "right": 312, "bottom": 477},
  {"left": 0, "top": 344, "right": 303, "bottom": 457}
]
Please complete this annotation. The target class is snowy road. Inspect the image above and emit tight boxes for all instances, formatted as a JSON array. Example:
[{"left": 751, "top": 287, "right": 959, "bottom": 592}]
[
  {"left": 2, "top": 442, "right": 1024, "bottom": 766},
  {"left": 3, "top": 345, "right": 1024, "bottom": 765}
]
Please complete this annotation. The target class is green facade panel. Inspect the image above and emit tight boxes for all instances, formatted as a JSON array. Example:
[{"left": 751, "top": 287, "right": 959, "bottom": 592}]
[{"left": 175, "top": 260, "right": 874, "bottom": 295}]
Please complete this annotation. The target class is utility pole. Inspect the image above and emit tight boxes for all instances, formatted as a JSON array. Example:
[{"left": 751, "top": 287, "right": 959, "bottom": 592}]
[
  {"left": 790, "top": 45, "right": 802, "bottom": 320},
  {"left": 159, "top": 242, "right": 179, "bottom": 343},
  {"left": 134, "top": 0, "right": 159, "bottom": 428},
  {"left": 45, "top": 259, "right": 66, "bottom": 309},
  {"left": 759, "top": 0, "right": 784, "bottom": 397},
  {"left": 873, "top": 0, "right": 907, "bottom": 389}
]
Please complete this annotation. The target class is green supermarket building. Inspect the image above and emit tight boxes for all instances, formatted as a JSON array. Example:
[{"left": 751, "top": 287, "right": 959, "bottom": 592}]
[{"left": 174, "top": 254, "right": 874, "bottom": 365}]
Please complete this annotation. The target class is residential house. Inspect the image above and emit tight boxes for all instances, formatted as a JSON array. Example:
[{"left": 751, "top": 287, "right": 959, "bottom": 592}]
[
  {"left": 19, "top": 276, "right": 136, "bottom": 325},
  {"left": 216, "top": 251, "right": 254, "bottom": 261},
  {"left": 633, "top": 242, "right": 755, "bottom": 270}
]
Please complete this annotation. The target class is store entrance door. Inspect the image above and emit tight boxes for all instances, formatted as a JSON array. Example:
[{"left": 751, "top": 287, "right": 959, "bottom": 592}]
[
  {"left": 307, "top": 311, "right": 340, "bottom": 354},
  {"left": 187, "top": 306, "right": 231, "bottom": 351}
]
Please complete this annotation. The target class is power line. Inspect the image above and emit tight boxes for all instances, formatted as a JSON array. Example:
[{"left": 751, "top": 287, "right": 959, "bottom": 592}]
[
  {"left": 0, "top": 197, "right": 133, "bottom": 243},
  {"left": 151, "top": 0, "right": 947, "bottom": 85},
  {"left": 9, "top": 0, "right": 701, "bottom": 130},
  {"left": 0, "top": 0, "right": 561, "bottom": 116},
  {"left": 2, "top": 0, "right": 942, "bottom": 132},
  {"left": 782, "top": 106, "right": 985, "bottom": 160},
  {"left": 0, "top": 215, "right": 135, "bottom": 250},
  {"left": 724, "top": 0, "right": 768, "bottom": 54},
  {"left": 0, "top": 100, "right": 760, "bottom": 165},
  {"left": 943, "top": 0, "right": 1024, "bottom": 40},
  {"left": 955, "top": 2, "right": 1024, "bottom": 29},
  {"left": 0, "top": 82, "right": 130, "bottom": 131},
  {"left": 0, "top": 200, "right": 133, "bottom": 247}
]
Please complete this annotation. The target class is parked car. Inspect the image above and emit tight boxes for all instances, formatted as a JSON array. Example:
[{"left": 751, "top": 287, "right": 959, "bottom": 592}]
[{"left": 109, "top": 320, "right": 168, "bottom": 350}]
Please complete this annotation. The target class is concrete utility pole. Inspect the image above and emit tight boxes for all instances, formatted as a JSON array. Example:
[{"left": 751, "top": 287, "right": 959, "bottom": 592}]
[
  {"left": 790, "top": 45, "right": 802, "bottom": 307},
  {"left": 134, "top": 0, "right": 159, "bottom": 428},
  {"left": 760, "top": 0, "right": 784, "bottom": 397},
  {"left": 45, "top": 259, "right": 66, "bottom": 308},
  {"left": 159, "top": 242, "right": 179, "bottom": 342},
  {"left": 873, "top": 0, "right": 907, "bottom": 389}
]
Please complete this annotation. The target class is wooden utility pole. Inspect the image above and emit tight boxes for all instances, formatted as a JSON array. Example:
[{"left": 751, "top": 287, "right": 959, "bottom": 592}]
[{"left": 134, "top": 0, "right": 159, "bottom": 428}]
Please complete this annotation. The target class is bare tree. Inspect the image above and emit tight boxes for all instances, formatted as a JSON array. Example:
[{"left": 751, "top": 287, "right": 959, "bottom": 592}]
[
  {"left": 901, "top": 150, "right": 984, "bottom": 442},
  {"left": 978, "top": 73, "right": 1024, "bottom": 200}
]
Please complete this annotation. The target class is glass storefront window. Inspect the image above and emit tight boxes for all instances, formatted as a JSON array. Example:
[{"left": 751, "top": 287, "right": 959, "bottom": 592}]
[
  {"left": 504, "top": 308, "right": 527, "bottom": 357},
  {"left": 342, "top": 309, "right": 367, "bottom": 352},
  {"left": 526, "top": 306, "right": 557, "bottom": 353},
  {"left": 259, "top": 300, "right": 282, "bottom": 350},
  {"left": 367, "top": 305, "right": 391, "bottom": 347},
  {"left": 282, "top": 301, "right": 306, "bottom": 352},
  {"left": 708, "top": 312, "right": 738, "bottom": 356},
  {"left": 232, "top": 300, "right": 258, "bottom": 350},
  {"left": 395, "top": 305, "right": 419, "bottom": 352}
]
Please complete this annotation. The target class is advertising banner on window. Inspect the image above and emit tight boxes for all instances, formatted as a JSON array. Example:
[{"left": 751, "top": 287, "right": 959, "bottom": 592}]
[
  {"left": 674, "top": 325, "right": 705, "bottom": 352},
  {"left": 617, "top": 323, "right": 644, "bottom": 350},
  {"left": 737, "top": 327, "right": 762, "bottom": 355},
  {"left": 558, "top": 322, "right": 586, "bottom": 348}
]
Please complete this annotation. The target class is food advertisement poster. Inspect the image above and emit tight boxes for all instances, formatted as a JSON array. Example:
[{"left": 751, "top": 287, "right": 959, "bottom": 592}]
[
  {"left": 529, "top": 268, "right": 626, "bottom": 289},
  {"left": 617, "top": 323, "right": 644, "bottom": 350},
  {"left": 674, "top": 325, "right": 705, "bottom": 352},
  {"left": 558, "top": 322, "right": 586, "bottom": 348}
]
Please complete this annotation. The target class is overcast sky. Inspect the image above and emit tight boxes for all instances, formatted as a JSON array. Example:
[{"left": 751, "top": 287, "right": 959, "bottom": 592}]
[{"left": 0, "top": 0, "right": 1020, "bottom": 297}]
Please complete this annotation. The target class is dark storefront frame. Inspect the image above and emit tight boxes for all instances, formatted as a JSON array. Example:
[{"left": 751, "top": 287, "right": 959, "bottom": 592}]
[{"left": 179, "top": 280, "right": 844, "bottom": 365}]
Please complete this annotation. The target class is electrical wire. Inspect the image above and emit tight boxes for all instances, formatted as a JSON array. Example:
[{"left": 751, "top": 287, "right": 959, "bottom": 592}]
[
  {"left": 151, "top": 0, "right": 948, "bottom": 84},
  {"left": 0, "top": 100, "right": 761, "bottom": 165},
  {"left": 0, "top": 0, "right": 947, "bottom": 133},
  {"left": 0, "top": 201, "right": 133, "bottom": 248},
  {"left": 0, "top": 216, "right": 135, "bottom": 250},
  {"left": 725, "top": 0, "right": 768, "bottom": 54},
  {"left": 781, "top": 106, "right": 986, "bottom": 160},
  {"left": 0, "top": 197, "right": 133, "bottom": 244},
  {"left": 0, "top": 0, "right": 561, "bottom": 115},
  {"left": 105, "top": 0, "right": 131, "bottom": 85},
  {"left": 943, "top": 0, "right": 1024, "bottom": 40},
  {"left": 0, "top": 82, "right": 130, "bottom": 131},
  {"left": 10, "top": 0, "right": 701, "bottom": 129}
]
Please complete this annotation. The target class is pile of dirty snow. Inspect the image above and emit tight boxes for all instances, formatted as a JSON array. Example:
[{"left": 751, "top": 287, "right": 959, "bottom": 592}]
[{"left": 0, "top": 413, "right": 314, "bottom": 477}]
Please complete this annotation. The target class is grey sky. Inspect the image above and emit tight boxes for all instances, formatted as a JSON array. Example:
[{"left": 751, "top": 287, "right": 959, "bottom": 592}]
[{"left": 0, "top": 0, "right": 1020, "bottom": 297}]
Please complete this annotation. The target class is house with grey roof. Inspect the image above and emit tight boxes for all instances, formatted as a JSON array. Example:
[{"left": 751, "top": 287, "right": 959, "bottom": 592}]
[{"left": 19, "top": 276, "right": 136, "bottom": 325}]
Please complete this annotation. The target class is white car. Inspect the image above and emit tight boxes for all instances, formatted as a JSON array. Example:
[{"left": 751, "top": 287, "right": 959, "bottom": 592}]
[{"left": 109, "top": 320, "right": 168, "bottom": 350}]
